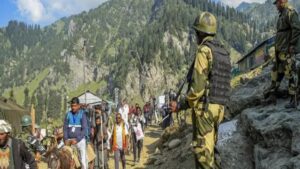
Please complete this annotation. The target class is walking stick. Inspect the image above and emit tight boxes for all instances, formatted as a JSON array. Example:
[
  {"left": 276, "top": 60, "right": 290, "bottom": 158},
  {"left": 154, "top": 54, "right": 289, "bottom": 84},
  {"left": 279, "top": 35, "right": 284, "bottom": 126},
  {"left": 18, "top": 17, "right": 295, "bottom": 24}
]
[
  {"left": 96, "top": 130, "right": 100, "bottom": 169},
  {"left": 100, "top": 114, "right": 104, "bottom": 169},
  {"left": 158, "top": 114, "right": 170, "bottom": 125}
]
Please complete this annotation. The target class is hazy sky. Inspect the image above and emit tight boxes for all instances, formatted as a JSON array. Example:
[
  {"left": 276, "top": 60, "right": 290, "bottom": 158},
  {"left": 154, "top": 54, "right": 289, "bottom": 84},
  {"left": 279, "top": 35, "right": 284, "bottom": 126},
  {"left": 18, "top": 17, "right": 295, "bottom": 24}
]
[
  {"left": 216, "top": 0, "right": 266, "bottom": 7},
  {"left": 0, "top": 0, "right": 267, "bottom": 28},
  {"left": 0, "top": 0, "right": 107, "bottom": 27}
]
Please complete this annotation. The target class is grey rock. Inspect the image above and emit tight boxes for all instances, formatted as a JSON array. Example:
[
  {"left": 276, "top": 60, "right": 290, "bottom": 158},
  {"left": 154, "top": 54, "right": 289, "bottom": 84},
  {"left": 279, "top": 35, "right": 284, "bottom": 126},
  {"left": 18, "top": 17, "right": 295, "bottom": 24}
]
[
  {"left": 168, "top": 139, "right": 181, "bottom": 149},
  {"left": 146, "top": 155, "right": 162, "bottom": 165},
  {"left": 154, "top": 159, "right": 164, "bottom": 166},
  {"left": 154, "top": 147, "right": 161, "bottom": 155},
  {"left": 163, "top": 142, "right": 169, "bottom": 148},
  {"left": 227, "top": 65, "right": 288, "bottom": 119}
]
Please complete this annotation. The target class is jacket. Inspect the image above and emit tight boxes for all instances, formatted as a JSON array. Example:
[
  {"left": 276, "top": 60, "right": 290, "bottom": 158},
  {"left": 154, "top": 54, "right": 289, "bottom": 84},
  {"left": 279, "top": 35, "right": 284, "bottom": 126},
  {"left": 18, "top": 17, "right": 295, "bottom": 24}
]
[
  {"left": 63, "top": 109, "right": 88, "bottom": 142},
  {"left": 11, "top": 137, "right": 37, "bottom": 169}
]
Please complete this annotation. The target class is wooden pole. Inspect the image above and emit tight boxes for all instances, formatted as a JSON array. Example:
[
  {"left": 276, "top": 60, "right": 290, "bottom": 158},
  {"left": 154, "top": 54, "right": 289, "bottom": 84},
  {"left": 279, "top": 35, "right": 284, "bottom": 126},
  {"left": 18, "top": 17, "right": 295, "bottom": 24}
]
[{"left": 31, "top": 104, "right": 36, "bottom": 135}]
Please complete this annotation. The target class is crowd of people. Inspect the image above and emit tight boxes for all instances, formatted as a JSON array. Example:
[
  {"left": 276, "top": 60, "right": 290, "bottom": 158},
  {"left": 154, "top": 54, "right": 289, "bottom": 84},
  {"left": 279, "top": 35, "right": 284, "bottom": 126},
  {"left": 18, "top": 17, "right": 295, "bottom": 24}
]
[
  {"left": 3, "top": 1, "right": 296, "bottom": 167},
  {"left": 0, "top": 93, "right": 176, "bottom": 169},
  {"left": 60, "top": 97, "right": 160, "bottom": 169}
]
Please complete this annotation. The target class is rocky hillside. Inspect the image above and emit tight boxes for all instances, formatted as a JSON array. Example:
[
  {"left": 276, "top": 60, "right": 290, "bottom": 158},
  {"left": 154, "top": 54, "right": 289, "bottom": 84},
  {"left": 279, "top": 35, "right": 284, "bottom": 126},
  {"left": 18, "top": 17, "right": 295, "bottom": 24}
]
[
  {"left": 219, "top": 64, "right": 300, "bottom": 169},
  {"left": 236, "top": 0, "right": 300, "bottom": 36},
  {"left": 0, "top": 0, "right": 274, "bottom": 124},
  {"left": 144, "top": 63, "right": 300, "bottom": 169}
]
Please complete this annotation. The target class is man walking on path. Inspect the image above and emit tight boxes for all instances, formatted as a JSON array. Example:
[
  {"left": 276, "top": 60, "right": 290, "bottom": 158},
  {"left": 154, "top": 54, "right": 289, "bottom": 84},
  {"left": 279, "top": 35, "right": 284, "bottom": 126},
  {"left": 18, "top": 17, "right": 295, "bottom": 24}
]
[
  {"left": 129, "top": 108, "right": 145, "bottom": 165},
  {"left": 111, "top": 113, "right": 128, "bottom": 169},
  {"left": 93, "top": 115, "right": 108, "bottom": 169},
  {"left": 119, "top": 99, "right": 129, "bottom": 128}
]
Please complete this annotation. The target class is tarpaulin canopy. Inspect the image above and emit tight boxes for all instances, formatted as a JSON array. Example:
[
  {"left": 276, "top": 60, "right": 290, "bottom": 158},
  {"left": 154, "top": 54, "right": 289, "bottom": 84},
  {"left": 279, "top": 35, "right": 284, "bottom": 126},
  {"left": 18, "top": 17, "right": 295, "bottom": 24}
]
[{"left": 0, "top": 97, "right": 28, "bottom": 134}]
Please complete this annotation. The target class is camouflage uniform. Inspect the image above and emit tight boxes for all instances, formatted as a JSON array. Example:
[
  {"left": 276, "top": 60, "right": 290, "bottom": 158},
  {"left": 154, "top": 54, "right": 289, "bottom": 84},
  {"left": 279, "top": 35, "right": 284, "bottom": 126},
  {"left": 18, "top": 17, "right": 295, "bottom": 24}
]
[
  {"left": 185, "top": 38, "right": 227, "bottom": 169},
  {"left": 179, "top": 12, "right": 231, "bottom": 169},
  {"left": 270, "top": 1, "right": 300, "bottom": 107},
  {"left": 17, "top": 116, "right": 35, "bottom": 153},
  {"left": 17, "top": 127, "right": 32, "bottom": 149}
]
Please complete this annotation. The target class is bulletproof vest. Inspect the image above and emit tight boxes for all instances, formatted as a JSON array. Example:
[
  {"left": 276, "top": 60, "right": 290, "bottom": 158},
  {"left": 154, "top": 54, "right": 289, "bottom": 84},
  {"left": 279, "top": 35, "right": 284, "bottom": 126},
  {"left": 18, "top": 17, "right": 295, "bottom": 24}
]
[{"left": 204, "top": 40, "right": 231, "bottom": 105}]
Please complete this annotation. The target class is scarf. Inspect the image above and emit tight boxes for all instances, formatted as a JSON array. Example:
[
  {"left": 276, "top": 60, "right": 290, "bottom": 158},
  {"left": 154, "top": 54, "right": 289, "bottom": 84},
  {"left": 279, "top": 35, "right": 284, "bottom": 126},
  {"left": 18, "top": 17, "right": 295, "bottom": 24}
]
[
  {"left": 112, "top": 122, "right": 126, "bottom": 151},
  {"left": 0, "top": 147, "right": 10, "bottom": 169}
]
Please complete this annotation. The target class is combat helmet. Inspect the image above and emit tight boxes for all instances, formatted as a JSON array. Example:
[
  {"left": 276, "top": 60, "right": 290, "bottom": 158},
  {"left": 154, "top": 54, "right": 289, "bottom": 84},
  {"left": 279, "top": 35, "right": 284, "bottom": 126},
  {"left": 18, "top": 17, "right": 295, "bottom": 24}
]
[
  {"left": 193, "top": 12, "right": 217, "bottom": 35},
  {"left": 21, "top": 115, "right": 32, "bottom": 127}
]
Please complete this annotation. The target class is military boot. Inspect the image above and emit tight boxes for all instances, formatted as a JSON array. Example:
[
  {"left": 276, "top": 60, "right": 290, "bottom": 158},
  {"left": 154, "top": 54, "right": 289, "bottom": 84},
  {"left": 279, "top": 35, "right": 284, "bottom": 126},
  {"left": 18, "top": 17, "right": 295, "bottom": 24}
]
[
  {"left": 262, "top": 93, "right": 277, "bottom": 106},
  {"left": 264, "top": 82, "right": 277, "bottom": 98},
  {"left": 285, "top": 95, "right": 298, "bottom": 109}
]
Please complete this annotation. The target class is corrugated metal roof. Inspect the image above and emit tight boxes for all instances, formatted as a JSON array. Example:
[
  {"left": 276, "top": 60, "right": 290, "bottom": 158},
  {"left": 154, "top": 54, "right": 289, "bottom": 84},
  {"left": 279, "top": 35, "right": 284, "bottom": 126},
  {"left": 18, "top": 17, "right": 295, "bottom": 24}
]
[{"left": 236, "top": 36, "right": 275, "bottom": 64}]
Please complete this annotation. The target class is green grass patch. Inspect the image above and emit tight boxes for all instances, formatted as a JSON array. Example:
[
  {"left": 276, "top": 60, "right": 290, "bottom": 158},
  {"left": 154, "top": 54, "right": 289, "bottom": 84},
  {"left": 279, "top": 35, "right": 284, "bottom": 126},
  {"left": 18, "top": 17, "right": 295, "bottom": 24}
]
[{"left": 3, "top": 68, "right": 50, "bottom": 105}]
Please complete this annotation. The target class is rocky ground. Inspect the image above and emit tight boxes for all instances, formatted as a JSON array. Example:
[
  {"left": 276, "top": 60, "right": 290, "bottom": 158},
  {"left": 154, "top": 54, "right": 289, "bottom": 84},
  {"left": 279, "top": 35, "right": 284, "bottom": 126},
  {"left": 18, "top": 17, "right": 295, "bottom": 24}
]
[
  {"left": 145, "top": 123, "right": 195, "bottom": 169},
  {"left": 219, "top": 65, "right": 300, "bottom": 169},
  {"left": 107, "top": 65, "right": 300, "bottom": 169},
  {"left": 139, "top": 65, "right": 300, "bottom": 169}
]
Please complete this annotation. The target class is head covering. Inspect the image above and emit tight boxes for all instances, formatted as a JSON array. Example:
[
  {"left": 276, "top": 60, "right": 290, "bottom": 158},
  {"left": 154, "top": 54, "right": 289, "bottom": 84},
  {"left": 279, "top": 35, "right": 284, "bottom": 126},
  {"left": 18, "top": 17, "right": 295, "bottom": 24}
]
[{"left": 0, "top": 120, "right": 12, "bottom": 134}]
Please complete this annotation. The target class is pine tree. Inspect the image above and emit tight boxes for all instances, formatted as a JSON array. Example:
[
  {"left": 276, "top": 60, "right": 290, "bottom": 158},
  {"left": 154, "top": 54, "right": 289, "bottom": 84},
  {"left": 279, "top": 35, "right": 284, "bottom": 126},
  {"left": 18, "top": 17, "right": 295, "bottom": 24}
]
[
  {"left": 23, "top": 87, "right": 30, "bottom": 108},
  {"left": 9, "top": 88, "right": 16, "bottom": 102}
]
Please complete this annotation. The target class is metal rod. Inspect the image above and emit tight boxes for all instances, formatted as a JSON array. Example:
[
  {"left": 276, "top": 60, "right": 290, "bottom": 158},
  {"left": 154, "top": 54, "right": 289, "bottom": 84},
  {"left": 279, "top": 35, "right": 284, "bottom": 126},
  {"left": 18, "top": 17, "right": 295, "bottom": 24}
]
[
  {"left": 101, "top": 114, "right": 104, "bottom": 169},
  {"left": 158, "top": 114, "right": 170, "bottom": 125},
  {"left": 83, "top": 40, "right": 87, "bottom": 105}
]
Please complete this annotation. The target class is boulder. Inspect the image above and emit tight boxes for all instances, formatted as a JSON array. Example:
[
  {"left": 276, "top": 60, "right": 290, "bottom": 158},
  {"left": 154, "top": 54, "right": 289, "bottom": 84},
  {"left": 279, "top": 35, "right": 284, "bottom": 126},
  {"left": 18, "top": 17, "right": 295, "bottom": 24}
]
[{"left": 168, "top": 139, "right": 181, "bottom": 149}]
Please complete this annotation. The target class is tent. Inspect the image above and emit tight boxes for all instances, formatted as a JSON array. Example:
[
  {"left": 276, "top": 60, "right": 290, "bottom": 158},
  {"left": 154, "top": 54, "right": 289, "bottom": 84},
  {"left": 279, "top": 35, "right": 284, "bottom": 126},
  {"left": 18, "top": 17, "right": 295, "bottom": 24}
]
[{"left": 77, "top": 91, "right": 102, "bottom": 106}]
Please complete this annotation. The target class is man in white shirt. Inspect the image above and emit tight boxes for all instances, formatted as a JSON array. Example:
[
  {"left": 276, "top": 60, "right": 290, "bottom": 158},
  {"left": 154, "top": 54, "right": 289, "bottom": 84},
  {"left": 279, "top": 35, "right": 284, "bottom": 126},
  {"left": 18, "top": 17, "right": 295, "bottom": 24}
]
[
  {"left": 118, "top": 99, "right": 129, "bottom": 127},
  {"left": 111, "top": 113, "right": 128, "bottom": 169}
]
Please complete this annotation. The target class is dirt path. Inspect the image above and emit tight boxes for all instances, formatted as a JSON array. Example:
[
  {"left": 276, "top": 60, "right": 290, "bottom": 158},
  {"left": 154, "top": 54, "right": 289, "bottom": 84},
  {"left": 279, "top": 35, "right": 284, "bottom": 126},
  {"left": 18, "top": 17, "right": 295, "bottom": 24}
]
[{"left": 108, "top": 125, "right": 162, "bottom": 169}]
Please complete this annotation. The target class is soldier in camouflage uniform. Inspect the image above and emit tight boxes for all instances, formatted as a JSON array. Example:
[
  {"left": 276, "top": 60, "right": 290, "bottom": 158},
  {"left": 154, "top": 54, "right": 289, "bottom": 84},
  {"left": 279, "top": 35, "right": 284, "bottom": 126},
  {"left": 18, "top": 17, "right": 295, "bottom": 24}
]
[
  {"left": 267, "top": 0, "right": 300, "bottom": 108},
  {"left": 18, "top": 115, "right": 33, "bottom": 148},
  {"left": 18, "top": 116, "right": 47, "bottom": 155},
  {"left": 171, "top": 12, "right": 231, "bottom": 169}
]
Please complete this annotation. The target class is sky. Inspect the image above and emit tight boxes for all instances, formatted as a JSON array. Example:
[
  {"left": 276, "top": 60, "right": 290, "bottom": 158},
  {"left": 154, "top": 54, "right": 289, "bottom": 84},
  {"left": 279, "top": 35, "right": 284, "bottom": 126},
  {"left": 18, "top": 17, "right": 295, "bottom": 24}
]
[
  {"left": 214, "top": 0, "right": 266, "bottom": 7},
  {"left": 0, "top": 0, "right": 107, "bottom": 27},
  {"left": 0, "top": 0, "right": 266, "bottom": 28}
]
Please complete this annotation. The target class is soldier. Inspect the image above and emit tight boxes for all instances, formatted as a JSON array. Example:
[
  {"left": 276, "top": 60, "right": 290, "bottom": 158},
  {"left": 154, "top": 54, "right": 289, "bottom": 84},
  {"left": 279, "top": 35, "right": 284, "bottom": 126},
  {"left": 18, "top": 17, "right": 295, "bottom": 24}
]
[
  {"left": 18, "top": 115, "right": 47, "bottom": 160},
  {"left": 18, "top": 115, "right": 33, "bottom": 147},
  {"left": 170, "top": 12, "right": 231, "bottom": 169},
  {"left": 266, "top": 0, "right": 300, "bottom": 108}
]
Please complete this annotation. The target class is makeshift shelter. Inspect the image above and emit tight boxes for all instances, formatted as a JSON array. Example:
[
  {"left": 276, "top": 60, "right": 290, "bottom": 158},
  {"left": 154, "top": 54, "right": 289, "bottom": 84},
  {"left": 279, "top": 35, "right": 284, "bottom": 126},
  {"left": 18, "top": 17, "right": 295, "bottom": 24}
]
[
  {"left": 237, "top": 36, "right": 275, "bottom": 73},
  {"left": 76, "top": 91, "right": 102, "bottom": 106},
  {"left": 0, "top": 97, "right": 28, "bottom": 134}
]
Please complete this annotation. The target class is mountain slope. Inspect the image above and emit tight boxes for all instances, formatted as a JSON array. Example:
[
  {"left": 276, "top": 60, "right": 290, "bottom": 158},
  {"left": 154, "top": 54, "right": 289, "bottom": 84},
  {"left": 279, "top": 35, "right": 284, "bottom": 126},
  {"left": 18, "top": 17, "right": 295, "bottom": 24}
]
[
  {"left": 236, "top": 2, "right": 259, "bottom": 12},
  {"left": 0, "top": 0, "right": 272, "bottom": 124},
  {"left": 237, "top": 0, "right": 300, "bottom": 34}
]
